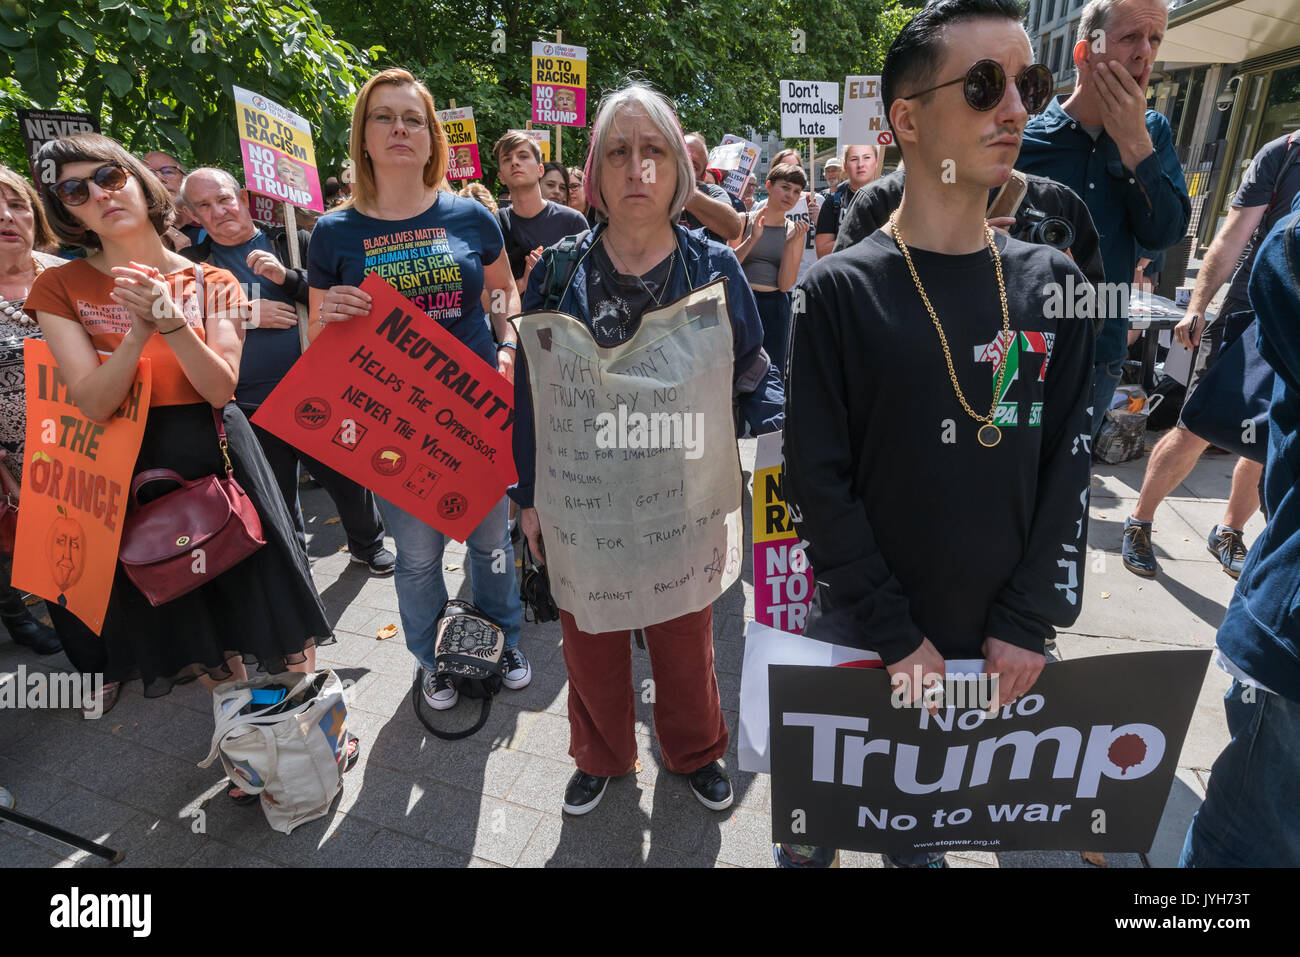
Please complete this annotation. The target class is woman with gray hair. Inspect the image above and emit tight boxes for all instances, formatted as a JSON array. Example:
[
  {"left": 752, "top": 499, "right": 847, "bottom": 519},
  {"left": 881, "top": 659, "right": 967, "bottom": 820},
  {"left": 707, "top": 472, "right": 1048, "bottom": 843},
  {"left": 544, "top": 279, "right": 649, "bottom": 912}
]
[{"left": 509, "top": 80, "right": 782, "bottom": 817}]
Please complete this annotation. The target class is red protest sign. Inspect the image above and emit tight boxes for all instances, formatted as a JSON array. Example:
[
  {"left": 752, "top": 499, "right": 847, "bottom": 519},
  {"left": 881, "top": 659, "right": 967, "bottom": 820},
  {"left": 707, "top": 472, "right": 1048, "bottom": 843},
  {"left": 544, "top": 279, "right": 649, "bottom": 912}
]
[{"left": 252, "top": 274, "right": 516, "bottom": 542}]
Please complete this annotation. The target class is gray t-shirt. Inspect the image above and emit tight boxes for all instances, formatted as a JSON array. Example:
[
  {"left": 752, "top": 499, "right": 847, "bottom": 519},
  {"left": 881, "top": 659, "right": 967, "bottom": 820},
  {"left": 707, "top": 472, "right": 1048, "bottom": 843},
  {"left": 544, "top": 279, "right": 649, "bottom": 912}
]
[{"left": 1224, "top": 132, "right": 1300, "bottom": 308}]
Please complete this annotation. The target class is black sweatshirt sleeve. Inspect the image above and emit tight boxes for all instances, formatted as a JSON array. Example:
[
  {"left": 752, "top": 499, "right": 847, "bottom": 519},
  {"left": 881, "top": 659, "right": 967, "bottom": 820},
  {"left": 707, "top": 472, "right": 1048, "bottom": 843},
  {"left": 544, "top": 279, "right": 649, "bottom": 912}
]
[
  {"left": 783, "top": 273, "right": 927, "bottom": 663},
  {"left": 983, "top": 260, "right": 1095, "bottom": 652}
]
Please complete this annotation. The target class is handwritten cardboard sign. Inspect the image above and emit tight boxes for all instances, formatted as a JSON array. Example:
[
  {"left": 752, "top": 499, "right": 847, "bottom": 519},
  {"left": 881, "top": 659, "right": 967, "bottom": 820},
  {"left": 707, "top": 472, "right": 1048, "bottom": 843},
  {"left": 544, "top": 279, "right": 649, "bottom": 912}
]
[
  {"left": 12, "top": 342, "right": 151, "bottom": 634},
  {"left": 252, "top": 275, "right": 515, "bottom": 542},
  {"left": 516, "top": 281, "right": 743, "bottom": 634},
  {"left": 769, "top": 649, "right": 1210, "bottom": 854},
  {"left": 840, "top": 75, "right": 892, "bottom": 149},
  {"left": 531, "top": 41, "right": 587, "bottom": 127}
]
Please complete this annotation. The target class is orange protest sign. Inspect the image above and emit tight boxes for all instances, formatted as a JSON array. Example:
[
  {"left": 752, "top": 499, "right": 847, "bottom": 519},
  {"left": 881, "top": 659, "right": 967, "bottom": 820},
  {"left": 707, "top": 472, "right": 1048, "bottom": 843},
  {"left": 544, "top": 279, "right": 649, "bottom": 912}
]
[
  {"left": 252, "top": 274, "right": 515, "bottom": 542},
  {"left": 12, "top": 341, "right": 151, "bottom": 635}
]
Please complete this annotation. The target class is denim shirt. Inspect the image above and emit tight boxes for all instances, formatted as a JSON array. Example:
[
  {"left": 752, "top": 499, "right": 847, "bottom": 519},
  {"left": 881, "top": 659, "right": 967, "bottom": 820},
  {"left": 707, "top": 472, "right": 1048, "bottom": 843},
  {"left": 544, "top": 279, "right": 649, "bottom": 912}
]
[
  {"left": 508, "top": 222, "right": 766, "bottom": 509},
  {"left": 1217, "top": 193, "right": 1300, "bottom": 703},
  {"left": 1018, "top": 97, "right": 1190, "bottom": 362}
]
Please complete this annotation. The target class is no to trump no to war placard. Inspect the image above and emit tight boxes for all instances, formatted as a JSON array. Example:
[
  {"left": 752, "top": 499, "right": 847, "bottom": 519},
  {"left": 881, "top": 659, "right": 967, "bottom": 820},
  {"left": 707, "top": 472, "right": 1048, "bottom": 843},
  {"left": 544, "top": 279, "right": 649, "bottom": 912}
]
[
  {"left": 439, "top": 107, "right": 482, "bottom": 181},
  {"left": 769, "top": 649, "right": 1210, "bottom": 855},
  {"left": 253, "top": 275, "right": 515, "bottom": 543},
  {"left": 12, "top": 342, "right": 151, "bottom": 635},
  {"left": 233, "top": 86, "right": 324, "bottom": 213},
  {"left": 531, "top": 41, "right": 587, "bottom": 127}
]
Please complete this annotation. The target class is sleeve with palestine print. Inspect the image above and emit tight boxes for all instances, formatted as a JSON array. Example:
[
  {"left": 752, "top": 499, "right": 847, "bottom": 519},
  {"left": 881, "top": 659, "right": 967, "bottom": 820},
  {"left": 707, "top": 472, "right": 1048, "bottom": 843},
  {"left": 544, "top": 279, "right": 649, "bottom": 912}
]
[{"left": 783, "top": 232, "right": 1094, "bottom": 663}]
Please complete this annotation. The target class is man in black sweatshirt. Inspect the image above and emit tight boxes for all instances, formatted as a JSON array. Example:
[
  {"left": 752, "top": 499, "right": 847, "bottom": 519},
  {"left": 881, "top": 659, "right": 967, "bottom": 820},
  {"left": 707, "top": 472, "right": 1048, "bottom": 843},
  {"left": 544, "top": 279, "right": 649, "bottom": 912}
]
[{"left": 780, "top": 0, "right": 1094, "bottom": 868}]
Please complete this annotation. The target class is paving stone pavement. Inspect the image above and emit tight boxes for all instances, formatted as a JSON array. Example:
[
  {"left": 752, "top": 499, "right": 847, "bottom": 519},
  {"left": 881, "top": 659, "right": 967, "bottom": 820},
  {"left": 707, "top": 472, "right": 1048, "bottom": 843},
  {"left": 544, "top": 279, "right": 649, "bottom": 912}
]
[{"left": 0, "top": 437, "right": 1254, "bottom": 867}]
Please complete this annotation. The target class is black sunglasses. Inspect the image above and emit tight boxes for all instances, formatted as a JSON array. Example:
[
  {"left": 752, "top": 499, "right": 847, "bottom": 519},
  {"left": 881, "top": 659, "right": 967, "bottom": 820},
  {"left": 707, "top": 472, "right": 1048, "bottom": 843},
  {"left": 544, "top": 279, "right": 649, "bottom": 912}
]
[
  {"left": 53, "top": 163, "right": 130, "bottom": 207},
  {"left": 903, "top": 60, "right": 1054, "bottom": 115}
]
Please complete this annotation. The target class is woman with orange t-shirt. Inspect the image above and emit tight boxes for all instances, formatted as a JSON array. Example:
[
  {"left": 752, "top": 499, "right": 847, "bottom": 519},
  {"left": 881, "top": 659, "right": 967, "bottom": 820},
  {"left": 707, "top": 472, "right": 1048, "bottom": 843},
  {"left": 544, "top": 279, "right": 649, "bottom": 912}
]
[{"left": 25, "top": 134, "right": 344, "bottom": 797}]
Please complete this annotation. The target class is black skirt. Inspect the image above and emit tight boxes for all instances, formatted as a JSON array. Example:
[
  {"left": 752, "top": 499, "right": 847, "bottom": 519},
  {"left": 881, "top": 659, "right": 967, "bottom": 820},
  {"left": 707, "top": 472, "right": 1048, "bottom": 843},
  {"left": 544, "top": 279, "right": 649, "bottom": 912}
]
[{"left": 100, "top": 402, "right": 333, "bottom": 696}]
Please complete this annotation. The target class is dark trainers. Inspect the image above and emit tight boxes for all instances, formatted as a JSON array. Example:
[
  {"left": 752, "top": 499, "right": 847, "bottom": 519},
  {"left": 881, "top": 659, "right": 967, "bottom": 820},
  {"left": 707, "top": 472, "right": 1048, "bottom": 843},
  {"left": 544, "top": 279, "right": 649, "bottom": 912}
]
[
  {"left": 352, "top": 547, "right": 396, "bottom": 575},
  {"left": 1122, "top": 517, "right": 1158, "bottom": 577},
  {"left": 1208, "top": 524, "right": 1248, "bottom": 579},
  {"left": 421, "top": 669, "right": 458, "bottom": 710},
  {"left": 562, "top": 770, "right": 609, "bottom": 815},
  {"left": 501, "top": 647, "right": 531, "bottom": 690},
  {"left": 687, "top": 761, "right": 733, "bottom": 810},
  {"left": 773, "top": 843, "right": 840, "bottom": 868}
]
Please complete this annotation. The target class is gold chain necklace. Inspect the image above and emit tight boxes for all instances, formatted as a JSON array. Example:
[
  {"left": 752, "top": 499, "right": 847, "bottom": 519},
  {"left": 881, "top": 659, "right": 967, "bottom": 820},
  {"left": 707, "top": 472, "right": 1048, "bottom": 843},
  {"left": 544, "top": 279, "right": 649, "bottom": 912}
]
[{"left": 889, "top": 212, "right": 1011, "bottom": 448}]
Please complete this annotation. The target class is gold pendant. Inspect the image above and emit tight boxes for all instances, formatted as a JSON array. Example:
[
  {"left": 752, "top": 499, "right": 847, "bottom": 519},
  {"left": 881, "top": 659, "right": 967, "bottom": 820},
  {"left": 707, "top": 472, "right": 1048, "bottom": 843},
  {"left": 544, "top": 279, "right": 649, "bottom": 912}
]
[{"left": 978, "top": 423, "right": 1001, "bottom": 448}]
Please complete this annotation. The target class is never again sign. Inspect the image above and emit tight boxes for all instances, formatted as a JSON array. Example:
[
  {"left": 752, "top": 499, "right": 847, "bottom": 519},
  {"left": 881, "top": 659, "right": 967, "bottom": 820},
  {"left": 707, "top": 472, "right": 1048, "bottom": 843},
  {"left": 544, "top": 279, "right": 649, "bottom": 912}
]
[{"left": 769, "top": 650, "right": 1210, "bottom": 854}]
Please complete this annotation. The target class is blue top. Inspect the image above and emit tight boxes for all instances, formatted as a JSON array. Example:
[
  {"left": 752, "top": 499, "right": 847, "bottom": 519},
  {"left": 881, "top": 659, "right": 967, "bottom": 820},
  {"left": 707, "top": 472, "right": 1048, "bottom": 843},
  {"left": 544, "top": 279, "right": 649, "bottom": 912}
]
[
  {"left": 1018, "top": 97, "right": 1190, "bottom": 362},
  {"left": 1217, "top": 191, "right": 1300, "bottom": 703},
  {"left": 307, "top": 192, "right": 505, "bottom": 366},
  {"left": 508, "top": 222, "right": 766, "bottom": 509},
  {"left": 208, "top": 228, "right": 302, "bottom": 409}
]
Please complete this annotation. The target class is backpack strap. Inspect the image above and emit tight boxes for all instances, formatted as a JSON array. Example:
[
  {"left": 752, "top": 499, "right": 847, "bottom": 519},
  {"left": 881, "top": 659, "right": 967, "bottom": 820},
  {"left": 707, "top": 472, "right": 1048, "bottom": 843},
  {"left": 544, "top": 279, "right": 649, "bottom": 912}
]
[
  {"left": 410, "top": 674, "right": 493, "bottom": 741},
  {"left": 539, "top": 232, "right": 589, "bottom": 310}
]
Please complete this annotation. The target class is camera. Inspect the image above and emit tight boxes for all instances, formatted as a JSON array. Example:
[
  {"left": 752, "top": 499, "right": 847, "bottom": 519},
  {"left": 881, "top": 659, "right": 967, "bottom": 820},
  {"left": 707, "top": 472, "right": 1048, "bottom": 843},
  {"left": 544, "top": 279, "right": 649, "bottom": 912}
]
[{"left": 1012, "top": 207, "right": 1075, "bottom": 252}]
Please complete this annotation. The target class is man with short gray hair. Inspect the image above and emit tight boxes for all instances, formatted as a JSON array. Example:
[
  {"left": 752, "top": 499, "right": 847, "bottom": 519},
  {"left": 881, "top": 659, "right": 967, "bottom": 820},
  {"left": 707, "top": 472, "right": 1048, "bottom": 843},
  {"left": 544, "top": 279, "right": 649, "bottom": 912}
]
[
  {"left": 180, "top": 168, "right": 394, "bottom": 574},
  {"left": 1017, "top": 0, "right": 1189, "bottom": 438}
]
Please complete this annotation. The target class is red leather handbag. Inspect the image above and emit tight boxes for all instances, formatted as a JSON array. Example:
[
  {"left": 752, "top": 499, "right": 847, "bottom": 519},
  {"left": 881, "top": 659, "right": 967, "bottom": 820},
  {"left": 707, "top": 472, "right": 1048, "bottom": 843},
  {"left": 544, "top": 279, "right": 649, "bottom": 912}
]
[{"left": 117, "top": 409, "right": 266, "bottom": 606}]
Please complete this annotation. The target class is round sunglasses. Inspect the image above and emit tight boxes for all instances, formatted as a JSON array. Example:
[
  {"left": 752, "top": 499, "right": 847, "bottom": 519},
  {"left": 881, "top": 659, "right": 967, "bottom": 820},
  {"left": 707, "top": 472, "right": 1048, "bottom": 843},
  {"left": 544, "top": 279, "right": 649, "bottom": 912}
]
[
  {"left": 903, "top": 60, "right": 1054, "bottom": 115},
  {"left": 53, "top": 163, "right": 131, "bottom": 207}
]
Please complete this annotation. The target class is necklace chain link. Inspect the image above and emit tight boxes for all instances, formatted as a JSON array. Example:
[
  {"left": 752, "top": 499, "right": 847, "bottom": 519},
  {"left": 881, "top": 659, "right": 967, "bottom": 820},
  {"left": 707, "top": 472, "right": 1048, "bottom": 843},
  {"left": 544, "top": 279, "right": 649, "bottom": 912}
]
[{"left": 888, "top": 213, "right": 1011, "bottom": 436}]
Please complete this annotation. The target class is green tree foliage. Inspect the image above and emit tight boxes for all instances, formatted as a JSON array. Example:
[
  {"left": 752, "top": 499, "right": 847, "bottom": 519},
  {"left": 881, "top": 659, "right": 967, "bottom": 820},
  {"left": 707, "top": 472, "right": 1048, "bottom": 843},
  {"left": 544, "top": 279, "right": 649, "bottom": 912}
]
[
  {"left": 0, "top": 0, "right": 379, "bottom": 175},
  {"left": 315, "top": 0, "right": 922, "bottom": 186}
]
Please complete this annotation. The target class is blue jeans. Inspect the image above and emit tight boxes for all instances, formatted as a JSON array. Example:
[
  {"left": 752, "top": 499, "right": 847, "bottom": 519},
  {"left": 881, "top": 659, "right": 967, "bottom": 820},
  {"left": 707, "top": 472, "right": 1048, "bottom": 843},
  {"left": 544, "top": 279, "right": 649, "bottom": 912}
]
[
  {"left": 377, "top": 494, "right": 522, "bottom": 671},
  {"left": 753, "top": 289, "right": 792, "bottom": 381},
  {"left": 1180, "top": 679, "right": 1300, "bottom": 867},
  {"left": 1091, "top": 357, "right": 1124, "bottom": 438}
]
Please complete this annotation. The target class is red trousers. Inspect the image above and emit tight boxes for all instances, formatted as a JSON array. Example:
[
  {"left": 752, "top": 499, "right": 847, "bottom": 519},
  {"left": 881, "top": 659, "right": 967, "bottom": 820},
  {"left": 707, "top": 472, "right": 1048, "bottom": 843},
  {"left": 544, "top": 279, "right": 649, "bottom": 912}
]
[{"left": 560, "top": 605, "right": 728, "bottom": 777}]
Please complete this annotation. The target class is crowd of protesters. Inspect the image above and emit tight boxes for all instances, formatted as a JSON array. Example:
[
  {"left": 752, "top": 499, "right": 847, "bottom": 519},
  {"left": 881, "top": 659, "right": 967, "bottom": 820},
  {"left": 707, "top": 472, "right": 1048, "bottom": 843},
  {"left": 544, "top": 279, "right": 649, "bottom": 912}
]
[{"left": 0, "top": 0, "right": 1295, "bottom": 868}]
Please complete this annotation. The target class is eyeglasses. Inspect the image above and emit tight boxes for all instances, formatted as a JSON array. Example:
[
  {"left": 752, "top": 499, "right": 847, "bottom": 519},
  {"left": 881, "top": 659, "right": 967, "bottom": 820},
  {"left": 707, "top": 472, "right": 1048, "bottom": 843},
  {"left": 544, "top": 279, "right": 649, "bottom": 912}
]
[
  {"left": 148, "top": 165, "right": 184, "bottom": 180},
  {"left": 902, "top": 60, "right": 1054, "bottom": 115},
  {"left": 53, "top": 163, "right": 131, "bottom": 207},
  {"left": 366, "top": 110, "right": 429, "bottom": 130}
]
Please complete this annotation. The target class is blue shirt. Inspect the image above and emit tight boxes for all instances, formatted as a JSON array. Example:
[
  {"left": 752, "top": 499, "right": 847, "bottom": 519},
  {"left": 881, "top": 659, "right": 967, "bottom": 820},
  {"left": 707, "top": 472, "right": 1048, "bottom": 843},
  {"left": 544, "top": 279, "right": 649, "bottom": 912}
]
[
  {"left": 307, "top": 192, "right": 505, "bottom": 367},
  {"left": 209, "top": 228, "right": 302, "bottom": 409},
  {"left": 1217, "top": 191, "right": 1300, "bottom": 703},
  {"left": 1018, "top": 97, "right": 1190, "bottom": 361}
]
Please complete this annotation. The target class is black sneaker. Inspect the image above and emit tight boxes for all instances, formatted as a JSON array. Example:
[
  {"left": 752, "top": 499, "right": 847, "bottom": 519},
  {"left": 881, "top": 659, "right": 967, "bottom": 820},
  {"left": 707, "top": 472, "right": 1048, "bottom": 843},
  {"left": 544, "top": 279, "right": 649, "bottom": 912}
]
[
  {"left": 1121, "top": 517, "right": 1157, "bottom": 578},
  {"left": 1207, "top": 524, "right": 1248, "bottom": 579},
  {"left": 501, "top": 647, "right": 531, "bottom": 690},
  {"left": 352, "top": 547, "right": 396, "bottom": 575},
  {"left": 562, "top": 770, "right": 609, "bottom": 815},
  {"left": 687, "top": 760, "right": 733, "bottom": 810}
]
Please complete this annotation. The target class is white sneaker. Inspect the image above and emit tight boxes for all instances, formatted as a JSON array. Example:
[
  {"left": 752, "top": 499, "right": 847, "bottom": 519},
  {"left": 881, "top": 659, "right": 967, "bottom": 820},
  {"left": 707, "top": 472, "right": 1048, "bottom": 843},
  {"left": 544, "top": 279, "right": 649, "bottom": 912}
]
[
  {"left": 422, "top": 669, "right": 459, "bottom": 710},
  {"left": 501, "top": 647, "right": 531, "bottom": 690}
]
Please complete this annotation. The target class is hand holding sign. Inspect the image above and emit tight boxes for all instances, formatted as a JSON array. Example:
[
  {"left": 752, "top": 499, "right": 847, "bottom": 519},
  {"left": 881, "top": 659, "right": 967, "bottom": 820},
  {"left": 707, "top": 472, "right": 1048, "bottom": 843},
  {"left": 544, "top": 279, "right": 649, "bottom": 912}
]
[
  {"left": 981, "top": 636, "right": 1046, "bottom": 710},
  {"left": 887, "top": 637, "right": 947, "bottom": 715}
]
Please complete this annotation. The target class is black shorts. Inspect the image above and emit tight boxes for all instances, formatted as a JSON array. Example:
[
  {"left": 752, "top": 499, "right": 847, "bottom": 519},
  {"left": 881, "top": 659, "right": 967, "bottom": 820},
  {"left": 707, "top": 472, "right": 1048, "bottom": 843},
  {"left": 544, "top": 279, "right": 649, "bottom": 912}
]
[{"left": 1178, "top": 301, "right": 1256, "bottom": 428}]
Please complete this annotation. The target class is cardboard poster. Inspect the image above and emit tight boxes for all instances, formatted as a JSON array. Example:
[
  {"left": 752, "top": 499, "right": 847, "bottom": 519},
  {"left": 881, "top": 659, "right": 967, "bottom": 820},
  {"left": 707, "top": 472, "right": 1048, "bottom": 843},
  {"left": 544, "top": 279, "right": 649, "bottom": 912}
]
[
  {"left": 17, "top": 109, "right": 99, "bottom": 186},
  {"left": 840, "top": 75, "right": 892, "bottom": 149},
  {"left": 531, "top": 41, "right": 587, "bottom": 127},
  {"left": 252, "top": 275, "right": 515, "bottom": 543},
  {"left": 509, "top": 128, "right": 551, "bottom": 164},
  {"left": 752, "top": 431, "right": 813, "bottom": 634},
  {"left": 438, "top": 107, "right": 482, "bottom": 181},
  {"left": 516, "top": 281, "right": 743, "bottom": 634},
  {"left": 779, "top": 80, "right": 841, "bottom": 138},
  {"left": 248, "top": 191, "right": 278, "bottom": 228},
  {"left": 232, "top": 86, "right": 324, "bottom": 213},
  {"left": 11, "top": 342, "right": 151, "bottom": 635},
  {"left": 769, "top": 649, "right": 1210, "bottom": 854},
  {"left": 708, "top": 134, "right": 761, "bottom": 201}
]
